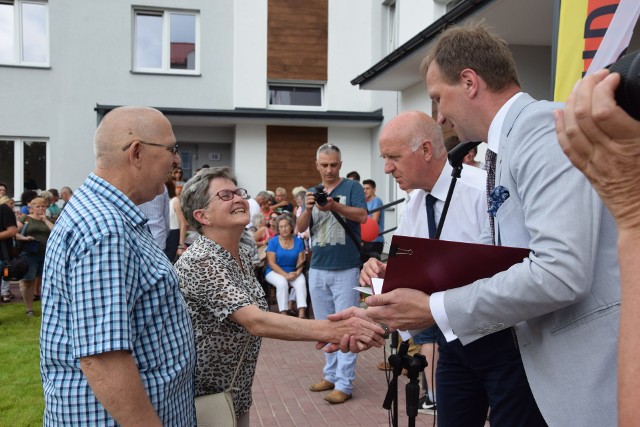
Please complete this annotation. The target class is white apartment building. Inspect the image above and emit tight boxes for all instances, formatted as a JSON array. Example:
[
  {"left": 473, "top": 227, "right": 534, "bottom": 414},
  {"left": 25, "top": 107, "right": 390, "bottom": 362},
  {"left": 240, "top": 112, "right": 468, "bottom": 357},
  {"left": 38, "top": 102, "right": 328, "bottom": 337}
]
[
  {"left": 2, "top": 0, "right": 637, "bottom": 238},
  {"left": 0, "top": 0, "right": 395, "bottom": 203}
]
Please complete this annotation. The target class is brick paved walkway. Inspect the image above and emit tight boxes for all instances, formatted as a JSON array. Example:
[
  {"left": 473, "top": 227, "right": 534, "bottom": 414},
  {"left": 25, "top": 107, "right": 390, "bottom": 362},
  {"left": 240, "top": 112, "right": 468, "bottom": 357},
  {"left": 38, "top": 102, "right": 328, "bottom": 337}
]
[{"left": 250, "top": 337, "right": 439, "bottom": 427}]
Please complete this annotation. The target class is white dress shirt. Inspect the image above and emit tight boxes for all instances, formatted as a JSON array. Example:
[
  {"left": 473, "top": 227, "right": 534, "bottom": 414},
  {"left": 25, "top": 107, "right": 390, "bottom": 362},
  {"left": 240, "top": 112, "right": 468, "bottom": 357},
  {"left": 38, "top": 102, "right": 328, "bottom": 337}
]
[
  {"left": 430, "top": 92, "right": 523, "bottom": 341},
  {"left": 395, "top": 162, "right": 486, "bottom": 241},
  {"left": 394, "top": 161, "right": 487, "bottom": 340},
  {"left": 138, "top": 188, "right": 170, "bottom": 250}
]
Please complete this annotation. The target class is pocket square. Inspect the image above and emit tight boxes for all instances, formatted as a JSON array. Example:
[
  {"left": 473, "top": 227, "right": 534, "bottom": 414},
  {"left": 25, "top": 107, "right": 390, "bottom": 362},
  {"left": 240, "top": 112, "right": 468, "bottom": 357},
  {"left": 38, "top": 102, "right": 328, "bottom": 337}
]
[{"left": 488, "top": 186, "right": 510, "bottom": 217}]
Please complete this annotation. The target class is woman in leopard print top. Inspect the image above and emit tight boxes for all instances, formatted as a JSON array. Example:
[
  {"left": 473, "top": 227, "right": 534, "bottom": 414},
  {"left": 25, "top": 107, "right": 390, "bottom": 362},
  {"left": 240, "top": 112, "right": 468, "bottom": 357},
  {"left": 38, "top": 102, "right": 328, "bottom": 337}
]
[{"left": 176, "top": 168, "right": 385, "bottom": 426}]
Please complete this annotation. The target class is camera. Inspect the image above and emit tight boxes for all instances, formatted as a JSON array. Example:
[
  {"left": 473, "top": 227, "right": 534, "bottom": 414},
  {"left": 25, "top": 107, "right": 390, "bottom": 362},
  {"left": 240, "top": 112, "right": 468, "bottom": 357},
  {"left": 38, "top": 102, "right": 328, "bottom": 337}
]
[
  {"left": 607, "top": 49, "right": 640, "bottom": 120},
  {"left": 312, "top": 184, "right": 331, "bottom": 207}
]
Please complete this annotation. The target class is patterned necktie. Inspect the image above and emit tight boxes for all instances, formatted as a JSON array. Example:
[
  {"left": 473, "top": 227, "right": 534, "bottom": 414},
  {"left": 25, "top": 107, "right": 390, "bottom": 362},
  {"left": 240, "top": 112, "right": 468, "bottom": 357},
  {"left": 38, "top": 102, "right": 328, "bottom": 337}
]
[
  {"left": 485, "top": 148, "right": 497, "bottom": 245},
  {"left": 425, "top": 194, "right": 438, "bottom": 239}
]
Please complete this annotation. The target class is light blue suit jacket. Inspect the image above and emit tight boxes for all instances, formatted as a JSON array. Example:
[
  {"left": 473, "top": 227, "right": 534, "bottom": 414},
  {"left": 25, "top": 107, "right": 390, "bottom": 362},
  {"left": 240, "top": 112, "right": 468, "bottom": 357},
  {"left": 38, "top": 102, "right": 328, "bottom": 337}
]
[{"left": 444, "top": 94, "right": 620, "bottom": 426}]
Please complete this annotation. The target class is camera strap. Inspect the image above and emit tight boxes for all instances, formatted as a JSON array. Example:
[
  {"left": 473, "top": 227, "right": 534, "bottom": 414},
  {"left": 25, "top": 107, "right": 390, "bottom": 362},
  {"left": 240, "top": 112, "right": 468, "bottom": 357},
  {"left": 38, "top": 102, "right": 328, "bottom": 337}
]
[{"left": 329, "top": 210, "right": 362, "bottom": 254}]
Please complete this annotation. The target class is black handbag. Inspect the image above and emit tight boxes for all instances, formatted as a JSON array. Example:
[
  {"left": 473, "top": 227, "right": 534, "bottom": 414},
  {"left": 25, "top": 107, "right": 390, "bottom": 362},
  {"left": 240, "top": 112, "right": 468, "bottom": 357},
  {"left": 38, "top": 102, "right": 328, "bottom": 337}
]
[{"left": 1, "top": 240, "right": 28, "bottom": 281}]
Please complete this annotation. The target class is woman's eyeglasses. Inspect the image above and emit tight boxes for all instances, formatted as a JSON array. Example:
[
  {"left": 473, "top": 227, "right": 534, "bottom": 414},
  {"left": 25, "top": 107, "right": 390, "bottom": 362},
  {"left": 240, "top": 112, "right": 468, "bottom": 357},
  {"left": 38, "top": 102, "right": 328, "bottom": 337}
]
[{"left": 202, "top": 188, "right": 248, "bottom": 208}]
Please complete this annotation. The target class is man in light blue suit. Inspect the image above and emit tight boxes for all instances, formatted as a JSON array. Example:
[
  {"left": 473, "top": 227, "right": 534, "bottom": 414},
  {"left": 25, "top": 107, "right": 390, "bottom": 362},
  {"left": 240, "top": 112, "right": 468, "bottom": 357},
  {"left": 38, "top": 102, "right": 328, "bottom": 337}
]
[{"left": 363, "top": 24, "right": 620, "bottom": 426}]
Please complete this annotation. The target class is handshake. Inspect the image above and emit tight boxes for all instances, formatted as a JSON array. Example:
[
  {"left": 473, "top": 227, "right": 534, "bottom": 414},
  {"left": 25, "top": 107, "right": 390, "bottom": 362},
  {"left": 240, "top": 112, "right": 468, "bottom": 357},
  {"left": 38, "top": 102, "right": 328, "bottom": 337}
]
[{"left": 316, "top": 258, "right": 436, "bottom": 353}]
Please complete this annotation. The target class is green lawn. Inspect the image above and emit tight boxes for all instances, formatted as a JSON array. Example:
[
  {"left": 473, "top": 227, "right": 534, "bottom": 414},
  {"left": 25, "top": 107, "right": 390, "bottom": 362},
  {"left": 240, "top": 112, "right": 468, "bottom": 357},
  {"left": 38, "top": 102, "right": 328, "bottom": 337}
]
[{"left": 0, "top": 301, "right": 44, "bottom": 427}]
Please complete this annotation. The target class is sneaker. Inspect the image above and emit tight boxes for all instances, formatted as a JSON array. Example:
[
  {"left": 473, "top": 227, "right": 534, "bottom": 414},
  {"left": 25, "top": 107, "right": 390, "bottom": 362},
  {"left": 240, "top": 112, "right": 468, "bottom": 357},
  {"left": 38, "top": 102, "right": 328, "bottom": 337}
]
[
  {"left": 2, "top": 293, "right": 14, "bottom": 303},
  {"left": 417, "top": 396, "right": 436, "bottom": 414},
  {"left": 26, "top": 310, "right": 34, "bottom": 317}
]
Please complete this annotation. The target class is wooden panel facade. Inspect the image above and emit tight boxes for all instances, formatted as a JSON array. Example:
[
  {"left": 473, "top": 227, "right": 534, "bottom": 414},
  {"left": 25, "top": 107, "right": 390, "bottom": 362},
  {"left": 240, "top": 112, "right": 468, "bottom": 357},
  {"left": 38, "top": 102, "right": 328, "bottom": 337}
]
[
  {"left": 266, "top": 126, "right": 327, "bottom": 196},
  {"left": 267, "top": 0, "right": 328, "bottom": 81}
]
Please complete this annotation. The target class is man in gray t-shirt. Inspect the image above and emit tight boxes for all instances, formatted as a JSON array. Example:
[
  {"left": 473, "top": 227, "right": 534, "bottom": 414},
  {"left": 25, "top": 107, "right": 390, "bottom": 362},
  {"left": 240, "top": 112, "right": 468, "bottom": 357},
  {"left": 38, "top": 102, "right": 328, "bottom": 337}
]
[{"left": 297, "top": 143, "right": 367, "bottom": 405}]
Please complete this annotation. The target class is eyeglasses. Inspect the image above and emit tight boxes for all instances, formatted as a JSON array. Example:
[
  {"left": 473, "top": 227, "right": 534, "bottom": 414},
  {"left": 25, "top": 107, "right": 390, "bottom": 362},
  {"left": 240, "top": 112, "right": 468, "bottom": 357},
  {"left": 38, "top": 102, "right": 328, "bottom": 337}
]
[
  {"left": 202, "top": 188, "right": 249, "bottom": 207},
  {"left": 121, "top": 140, "right": 179, "bottom": 155}
]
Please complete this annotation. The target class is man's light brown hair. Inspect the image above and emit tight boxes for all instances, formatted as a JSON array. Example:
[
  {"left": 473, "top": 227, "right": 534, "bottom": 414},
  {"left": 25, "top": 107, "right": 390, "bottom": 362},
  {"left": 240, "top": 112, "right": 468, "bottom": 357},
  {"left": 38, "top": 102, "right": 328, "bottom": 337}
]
[{"left": 420, "top": 23, "right": 520, "bottom": 92}]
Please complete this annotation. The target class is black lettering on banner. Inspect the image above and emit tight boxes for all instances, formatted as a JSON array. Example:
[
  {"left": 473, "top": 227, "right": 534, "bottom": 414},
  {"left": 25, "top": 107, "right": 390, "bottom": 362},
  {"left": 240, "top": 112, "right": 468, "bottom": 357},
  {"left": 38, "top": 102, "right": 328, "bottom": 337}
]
[{"left": 581, "top": 3, "right": 619, "bottom": 76}]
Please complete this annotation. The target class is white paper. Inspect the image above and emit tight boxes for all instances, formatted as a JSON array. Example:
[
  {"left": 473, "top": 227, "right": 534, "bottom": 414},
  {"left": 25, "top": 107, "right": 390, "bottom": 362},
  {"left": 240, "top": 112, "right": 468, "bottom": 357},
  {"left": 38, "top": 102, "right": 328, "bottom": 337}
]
[
  {"left": 399, "top": 330, "right": 413, "bottom": 341},
  {"left": 355, "top": 278, "right": 422, "bottom": 341},
  {"left": 353, "top": 277, "right": 384, "bottom": 296},
  {"left": 371, "top": 278, "right": 384, "bottom": 295}
]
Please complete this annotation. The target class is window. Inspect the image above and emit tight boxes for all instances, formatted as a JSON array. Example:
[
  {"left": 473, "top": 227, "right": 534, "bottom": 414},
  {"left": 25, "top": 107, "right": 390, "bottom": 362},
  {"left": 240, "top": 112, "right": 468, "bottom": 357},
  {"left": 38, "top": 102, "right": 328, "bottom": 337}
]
[
  {"left": 0, "top": 0, "right": 48, "bottom": 66},
  {"left": 133, "top": 8, "right": 199, "bottom": 74},
  {"left": 268, "top": 84, "right": 323, "bottom": 108},
  {"left": 381, "top": 0, "right": 397, "bottom": 56},
  {"left": 0, "top": 138, "right": 47, "bottom": 198}
]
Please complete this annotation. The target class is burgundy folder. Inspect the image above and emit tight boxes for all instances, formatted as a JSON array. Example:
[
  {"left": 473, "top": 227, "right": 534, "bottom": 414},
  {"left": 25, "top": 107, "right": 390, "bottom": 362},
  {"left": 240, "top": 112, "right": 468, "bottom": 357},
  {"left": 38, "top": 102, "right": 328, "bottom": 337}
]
[{"left": 382, "top": 235, "right": 530, "bottom": 294}]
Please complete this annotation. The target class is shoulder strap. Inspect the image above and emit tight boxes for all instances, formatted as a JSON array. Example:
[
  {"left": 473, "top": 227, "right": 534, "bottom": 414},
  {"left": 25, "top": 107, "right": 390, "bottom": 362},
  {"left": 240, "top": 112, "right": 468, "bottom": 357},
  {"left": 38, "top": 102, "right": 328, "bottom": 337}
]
[
  {"left": 0, "top": 239, "right": 10, "bottom": 261},
  {"left": 20, "top": 216, "right": 29, "bottom": 236},
  {"left": 226, "top": 337, "right": 252, "bottom": 392}
]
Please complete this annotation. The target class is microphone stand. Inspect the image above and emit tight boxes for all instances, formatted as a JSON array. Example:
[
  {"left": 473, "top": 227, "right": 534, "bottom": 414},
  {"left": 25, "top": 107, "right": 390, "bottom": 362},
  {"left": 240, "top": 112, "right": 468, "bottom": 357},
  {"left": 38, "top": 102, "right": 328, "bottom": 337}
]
[
  {"left": 406, "top": 354, "right": 427, "bottom": 427},
  {"left": 434, "top": 141, "right": 482, "bottom": 239},
  {"left": 383, "top": 340, "right": 408, "bottom": 427},
  {"left": 380, "top": 141, "right": 482, "bottom": 427}
]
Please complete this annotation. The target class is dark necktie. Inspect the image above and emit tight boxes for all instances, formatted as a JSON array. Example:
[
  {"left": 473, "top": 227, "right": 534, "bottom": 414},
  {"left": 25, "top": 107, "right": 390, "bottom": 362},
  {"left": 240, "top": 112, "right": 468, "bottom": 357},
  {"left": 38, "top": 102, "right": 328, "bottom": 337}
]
[
  {"left": 485, "top": 148, "right": 497, "bottom": 245},
  {"left": 425, "top": 194, "right": 438, "bottom": 239}
]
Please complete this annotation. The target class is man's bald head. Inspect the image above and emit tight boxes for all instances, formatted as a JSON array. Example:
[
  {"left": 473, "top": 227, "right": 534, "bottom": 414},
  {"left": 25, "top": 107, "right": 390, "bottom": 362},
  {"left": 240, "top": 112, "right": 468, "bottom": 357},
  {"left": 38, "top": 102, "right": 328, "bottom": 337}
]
[
  {"left": 381, "top": 111, "right": 446, "bottom": 160},
  {"left": 379, "top": 111, "right": 447, "bottom": 192},
  {"left": 94, "top": 106, "right": 174, "bottom": 169}
]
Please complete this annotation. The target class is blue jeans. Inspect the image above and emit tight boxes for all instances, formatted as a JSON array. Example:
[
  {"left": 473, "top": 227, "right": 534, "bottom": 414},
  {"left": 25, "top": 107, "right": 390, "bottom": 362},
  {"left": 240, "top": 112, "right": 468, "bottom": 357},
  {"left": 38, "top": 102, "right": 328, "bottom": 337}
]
[
  {"left": 22, "top": 253, "right": 44, "bottom": 281},
  {"left": 308, "top": 267, "right": 360, "bottom": 395},
  {"left": 1, "top": 279, "right": 10, "bottom": 296},
  {"left": 413, "top": 324, "right": 441, "bottom": 345}
]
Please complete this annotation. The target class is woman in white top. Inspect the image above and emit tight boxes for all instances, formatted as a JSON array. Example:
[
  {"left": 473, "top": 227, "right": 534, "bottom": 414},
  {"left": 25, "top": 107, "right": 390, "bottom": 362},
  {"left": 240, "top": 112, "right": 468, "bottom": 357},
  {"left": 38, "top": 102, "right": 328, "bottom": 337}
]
[{"left": 166, "top": 179, "right": 187, "bottom": 262}]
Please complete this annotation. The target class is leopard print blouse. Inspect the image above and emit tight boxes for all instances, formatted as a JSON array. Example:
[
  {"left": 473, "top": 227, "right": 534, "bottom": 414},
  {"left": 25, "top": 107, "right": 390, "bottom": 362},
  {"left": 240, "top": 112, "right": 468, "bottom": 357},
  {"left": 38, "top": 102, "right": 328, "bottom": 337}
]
[{"left": 175, "top": 234, "right": 268, "bottom": 416}]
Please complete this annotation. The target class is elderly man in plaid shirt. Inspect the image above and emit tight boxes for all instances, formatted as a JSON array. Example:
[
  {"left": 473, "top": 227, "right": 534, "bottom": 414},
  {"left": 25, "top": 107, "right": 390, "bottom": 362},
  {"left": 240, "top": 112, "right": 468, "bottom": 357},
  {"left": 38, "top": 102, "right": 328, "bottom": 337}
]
[{"left": 40, "top": 106, "right": 196, "bottom": 426}]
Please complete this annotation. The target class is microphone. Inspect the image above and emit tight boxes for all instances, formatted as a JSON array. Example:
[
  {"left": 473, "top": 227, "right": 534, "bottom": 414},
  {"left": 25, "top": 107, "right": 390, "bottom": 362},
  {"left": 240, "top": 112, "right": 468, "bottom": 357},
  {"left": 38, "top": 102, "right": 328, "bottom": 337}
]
[{"left": 448, "top": 141, "right": 482, "bottom": 169}]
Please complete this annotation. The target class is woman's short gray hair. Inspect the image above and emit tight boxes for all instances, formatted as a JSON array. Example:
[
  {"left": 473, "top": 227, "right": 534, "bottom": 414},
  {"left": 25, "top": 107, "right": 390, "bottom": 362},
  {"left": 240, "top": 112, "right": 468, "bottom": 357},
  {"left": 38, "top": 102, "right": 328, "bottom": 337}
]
[
  {"left": 181, "top": 167, "right": 237, "bottom": 232},
  {"left": 251, "top": 213, "right": 265, "bottom": 228},
  {"left": 276, "top": 212, "right": 296, "bottom": 230}
]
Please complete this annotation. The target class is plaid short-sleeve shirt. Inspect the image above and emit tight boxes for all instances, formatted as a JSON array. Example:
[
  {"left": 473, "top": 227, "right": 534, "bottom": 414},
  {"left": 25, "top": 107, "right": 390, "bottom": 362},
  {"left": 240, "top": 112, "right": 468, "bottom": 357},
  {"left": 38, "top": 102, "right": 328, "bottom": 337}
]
[{"left": 40, "top": 173, "right": 196, "bottom": 426}]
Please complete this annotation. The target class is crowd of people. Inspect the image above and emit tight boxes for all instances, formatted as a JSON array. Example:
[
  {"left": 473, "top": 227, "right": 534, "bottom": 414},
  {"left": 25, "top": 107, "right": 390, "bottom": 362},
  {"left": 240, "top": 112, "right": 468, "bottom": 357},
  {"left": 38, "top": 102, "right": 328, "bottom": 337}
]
[
  {"left": 1, "top": 21, "right": 637, "bottom": 427},
  {"left": 0, "top": 184, "right": 69, "bottom": 312}
]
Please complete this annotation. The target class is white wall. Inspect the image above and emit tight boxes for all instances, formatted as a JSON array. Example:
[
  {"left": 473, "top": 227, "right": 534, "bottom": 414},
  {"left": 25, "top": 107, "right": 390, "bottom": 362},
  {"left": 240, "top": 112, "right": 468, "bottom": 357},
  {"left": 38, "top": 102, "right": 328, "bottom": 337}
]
[
  {"left": 400, "top": 81, "right": 431, "bottom": 113},
  {"left": 327, "top": 127, "right": 372, "bottom": 180},
  {"left": 397, "top": 0, "right": 441, "bottom": 45},
  {"left": 511, "top": 45, "right": 553, "bottom": 101},
  {"left": 0, "top": 0, "right": 239, "bottom": 193},
  {"left": 234, "top": 0, "right": 267, "bottom": 108},
  {"left": 327, "top": 0, "right": 376, "bottom": 111},
  {"left": 234, "top": 124, "right": 266, "bottom": 197}
]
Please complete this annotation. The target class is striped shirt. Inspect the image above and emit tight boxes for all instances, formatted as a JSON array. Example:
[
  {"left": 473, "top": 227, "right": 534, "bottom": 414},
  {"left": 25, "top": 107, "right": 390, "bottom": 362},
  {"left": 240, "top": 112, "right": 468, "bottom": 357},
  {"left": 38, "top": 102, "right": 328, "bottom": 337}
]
[{"left": 40, "top": 173, "right": 196, "bottom": 426}]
